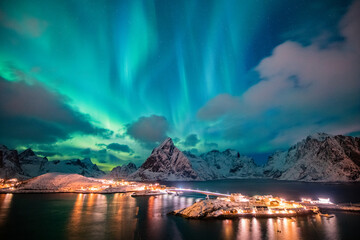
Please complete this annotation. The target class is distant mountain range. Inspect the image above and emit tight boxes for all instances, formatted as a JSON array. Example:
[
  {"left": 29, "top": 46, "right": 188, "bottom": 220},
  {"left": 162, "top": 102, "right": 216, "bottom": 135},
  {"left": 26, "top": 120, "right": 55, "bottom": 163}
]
[
  {"left": 1, "top": 133, "right": 360, "bottom": 182},
  {"left": 127, "top": 133, "right": 360, "bottom": 182},
  {"left": 109, "top": 162, "right": 137, "bottom": 179},
  {"left": 0, "top": 145, "right": 105, "bottom": 179}
]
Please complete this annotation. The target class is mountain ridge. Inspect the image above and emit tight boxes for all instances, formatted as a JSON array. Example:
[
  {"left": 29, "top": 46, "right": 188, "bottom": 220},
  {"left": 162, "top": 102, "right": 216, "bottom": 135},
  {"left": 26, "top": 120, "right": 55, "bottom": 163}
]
[
  {"left": 1, "top": 133, "right": 359, "bottom": 182},
  {"left": 0, "top": 146, "right": 105, "bottom": 179},
  {"left": 128, "top": 138, "right": 200, "bottom": 181}
]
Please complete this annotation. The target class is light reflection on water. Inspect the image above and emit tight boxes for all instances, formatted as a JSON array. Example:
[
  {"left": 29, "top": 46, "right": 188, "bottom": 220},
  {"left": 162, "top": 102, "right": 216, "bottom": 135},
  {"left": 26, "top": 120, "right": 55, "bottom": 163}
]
[
  {"left": 0, "top": 193, "right": 12, "bottom": 226},
  {"left": 64, "top": 193, "right": 341, "bottom": 240},
  {"left": 222, "top": 219, "right": 234, "bottom": 240},
  {"left": 68, "top": 193, "right": 84, "bottom": 237},
  {"left": 0, "top": 192, "right": 354, "bottom": 240},
  {"left": 67, "top": 193, "right": 138, "bottom": 240},
  {"left": 111, "top": 193, "right": 138, "bottom": 239}
]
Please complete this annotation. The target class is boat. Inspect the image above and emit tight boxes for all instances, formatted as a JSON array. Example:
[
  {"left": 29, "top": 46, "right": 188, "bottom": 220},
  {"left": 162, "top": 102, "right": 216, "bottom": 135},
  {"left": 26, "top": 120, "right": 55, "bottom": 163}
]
[{"left": 319, "top": 213, "right": 335, "bottom": 218}]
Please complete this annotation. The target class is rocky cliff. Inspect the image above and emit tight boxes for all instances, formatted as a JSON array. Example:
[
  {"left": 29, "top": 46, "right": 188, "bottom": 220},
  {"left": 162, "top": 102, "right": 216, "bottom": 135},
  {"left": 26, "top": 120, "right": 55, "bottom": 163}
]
[{"left": 263, "top": 133, "right": 360, "bottom": 182}]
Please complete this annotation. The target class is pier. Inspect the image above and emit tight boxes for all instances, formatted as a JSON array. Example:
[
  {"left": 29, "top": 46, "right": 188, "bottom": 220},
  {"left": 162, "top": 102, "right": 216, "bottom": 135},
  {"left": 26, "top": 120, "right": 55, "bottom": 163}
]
[{"left": 168, "top": 188, "right": 230, "bottom": 198}]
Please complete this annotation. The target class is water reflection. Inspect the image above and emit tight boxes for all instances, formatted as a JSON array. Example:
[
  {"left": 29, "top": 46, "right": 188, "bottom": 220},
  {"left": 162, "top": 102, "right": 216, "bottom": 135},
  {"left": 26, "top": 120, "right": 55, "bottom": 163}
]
[
  {"left": 68, "top": 193, "right": 84, "bottom": 236},
  {"left": 111, "top": 193, "right": 137, "bottom": 239},
  {"left": 0, "top": 192, "right": 346, "bottom": 240},
  {"left": 146, "top": 196, "right": 163, "bottom": 239},
  {"left": 222, "top": 219, "right": 234, "bottom": 240},
  {"left": 267, "top": 218, "right": 275, "bottom": 239},
  {"left": 0, "top": 193, "right": 13, "bottom": 226},
  {"left": 322, "top": 215, "right": 339, "bottom": 240},
  {"left": 233, "top": 215, "right": 339, "bottom": 240},
  {"left": 237, "top": 218, "right": 250, "bottom": 240},
  {"left": 67, "top": 193, "right": 139, "bottom": 239},
  {"left": 275, "top": 217, "right": 300, "bottom": 240},
  {"left": 89, "top": 194, "right": 107, "bottom": 239}
]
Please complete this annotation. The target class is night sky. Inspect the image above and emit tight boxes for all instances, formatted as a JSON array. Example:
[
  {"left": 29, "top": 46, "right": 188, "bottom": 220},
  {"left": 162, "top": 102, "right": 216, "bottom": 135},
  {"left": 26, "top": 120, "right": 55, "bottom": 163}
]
[{"left": 0, "top": 0, "right": 359, "bottom": 170}]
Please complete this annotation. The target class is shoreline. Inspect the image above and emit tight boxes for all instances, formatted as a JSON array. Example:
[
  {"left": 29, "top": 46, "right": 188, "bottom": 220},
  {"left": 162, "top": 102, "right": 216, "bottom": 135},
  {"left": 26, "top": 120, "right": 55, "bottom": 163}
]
[
  {"left": 170, "top": 210, "right": 317, "bottom": 219},
  {"left": 0, "top": 190, "right": 131, "bottom": 194}
]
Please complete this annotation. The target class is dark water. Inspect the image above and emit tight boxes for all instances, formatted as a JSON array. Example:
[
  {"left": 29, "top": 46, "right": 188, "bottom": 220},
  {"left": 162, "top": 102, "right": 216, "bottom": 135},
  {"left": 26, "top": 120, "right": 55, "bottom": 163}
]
[{"left": 1, "top": 179, "right": 360, "bottom": 240}]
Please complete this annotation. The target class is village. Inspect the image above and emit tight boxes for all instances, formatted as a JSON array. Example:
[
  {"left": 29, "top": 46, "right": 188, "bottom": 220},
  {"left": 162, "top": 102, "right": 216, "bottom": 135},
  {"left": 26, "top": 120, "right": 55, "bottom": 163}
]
[
  {"left": 170, "top": 193, "right": 330, "bottom": 219},
  {"left": 0, "top": 176, "right": 164, "bottom": 194},
  {"left": 2, "top": 176, "right": 360, "bottom": 219}
]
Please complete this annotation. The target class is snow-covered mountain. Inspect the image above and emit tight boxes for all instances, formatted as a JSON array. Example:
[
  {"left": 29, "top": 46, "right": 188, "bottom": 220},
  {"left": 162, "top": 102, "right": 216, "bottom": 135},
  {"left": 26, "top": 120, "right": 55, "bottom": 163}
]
[
  {"left": 42, "top": 158, "right": 105, "bottom": 178},
  {"left": 2, "top": 132, "right": 360, "bottom": 182},
  {"left": 263, "top": 133, "right": 360, "bottom": 182},
  {"left": 0, "top": 146, "right": 105, "bottom": 179},
  {"left": 128, "top": 138, "right": 260, "bottom": 181},
  {"left": 19, "top": 148, "right": 48, "bottom": 177},
  {"left": 128, "top": 138, "right": 200, "bottom": 181},
  {"left": 109, "top": 162, "right": 137, "bottom": 179},
  {"left": 0, "top": 145, "right": 24, "bottom": 179},
  {"left": 129, "top": 134, "right": 360, "bottom": 182},
  {"left": 184, "top": 150, "right": 261, "bottom": 180},
  {"left": 200, "top": 149, "right": 261, "bottom": 179}
]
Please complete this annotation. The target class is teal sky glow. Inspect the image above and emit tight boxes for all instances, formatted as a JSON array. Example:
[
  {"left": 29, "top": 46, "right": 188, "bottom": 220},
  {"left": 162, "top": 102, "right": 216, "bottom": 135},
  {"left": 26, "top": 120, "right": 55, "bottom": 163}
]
[{"left": 0, "top": 0, "right": 359, "bottom": 170}]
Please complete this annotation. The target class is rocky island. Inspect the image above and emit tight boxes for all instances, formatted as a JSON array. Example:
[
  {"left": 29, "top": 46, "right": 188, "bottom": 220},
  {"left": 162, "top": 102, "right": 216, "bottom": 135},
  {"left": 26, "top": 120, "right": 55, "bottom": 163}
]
[{"left": 171, "top": 193, "right": 318, "bottom": 219}]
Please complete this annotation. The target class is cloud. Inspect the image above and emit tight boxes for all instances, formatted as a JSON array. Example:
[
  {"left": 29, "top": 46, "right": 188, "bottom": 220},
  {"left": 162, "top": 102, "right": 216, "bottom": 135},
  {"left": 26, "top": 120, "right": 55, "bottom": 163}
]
[
  {"left": 0, "top": 78, "right": 112, "bottom": 145},
  {"left": 100, "top": 154, "right": 123, "bottom": 164},
  {"left": 126, "top": 115, "right": 169, "bottom": 148},
  {"left": 197, "top": 94, "right": 240, "bottom": 120},
  {"left": 35, "top": 151, "right": 59, "bottom": 157},
  {"left": 204, "top": 142, "right": 218, "bottom": 149},
  {"left": 98, "top": 149, "right": 107, "bottom": 155},
  {"left": 172, "top": 137, "right": 181, "bottom": 144},
  {"left": 80, "top": 148, "right": 91, "bottom": 155},
  {"left": 95, "top": 143, "right": 106, "bottom": 148},
  {"left": 183, "top": 134, "right": 200, "bottom": 147},
  {"left": 0, "top": 11, "right": 48, "bottom": 37},
  {"left": 106, "top": 143, "right": 133, "bottom": 153},
  {"left": 197, "top": 1, "right": 360, "bottom": 151}
]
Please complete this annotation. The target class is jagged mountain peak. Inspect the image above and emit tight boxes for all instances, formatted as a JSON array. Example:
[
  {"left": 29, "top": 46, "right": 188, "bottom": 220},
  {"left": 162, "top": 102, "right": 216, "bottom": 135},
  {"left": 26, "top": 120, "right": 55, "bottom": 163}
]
[
  {"left": 129, "top": 139, "right": 199, "bottom": 181},
  {"left": 126, "top": 162, "right": 137, "bottom": 169},
  {"left": 306, "top": 132, "right": 333, "bottom": 141},
  {"left": 82, "top": 158, "right": 94, "bottom": 166},
  {"left": 223, "top": 149, "right": 240, "bottom": 156},
  {"left": 209, "top": 150, "right": 220, "bottom": 153},
  {"left": 0, "top": 144, "right": 8, "bottom": 150},
  {"left": 109, "top": 162, "right": 137, "bottom": 179},
  {"left": 158, "top": 137, "right": 174, "bottom": 149},
  {"left": 264, "top": 134, "right": 360, "bottom": 182},
  {"left": 19, "top": 148, "right": 36, "bottom": 159}
]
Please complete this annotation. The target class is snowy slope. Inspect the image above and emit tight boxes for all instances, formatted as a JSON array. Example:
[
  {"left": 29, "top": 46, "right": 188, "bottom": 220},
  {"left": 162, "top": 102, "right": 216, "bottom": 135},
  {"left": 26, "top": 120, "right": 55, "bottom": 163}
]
[
  {"left": 18, "top": 173, "right": 104, "bottom": 191},
  {"left": 184, "top": 150, "right": 261, "bottom": 180},
  {"left": 199, "top": 149, "right": 261, "bottom": 179},
  {"left": 183, "top": 151, "right": 217, "bottom": 180},
  {"left": 129, "top": 138, "right": 200, "bottom": 181},
  {"left": 263, "top": 133, "right": 360, "bottom": 182}
]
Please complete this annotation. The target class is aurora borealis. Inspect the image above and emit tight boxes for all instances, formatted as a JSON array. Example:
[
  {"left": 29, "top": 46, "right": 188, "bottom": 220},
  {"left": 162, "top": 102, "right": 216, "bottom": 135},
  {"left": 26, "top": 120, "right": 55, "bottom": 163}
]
[{"left": 0, "top": 0, "right": 359, "bottom": 170}]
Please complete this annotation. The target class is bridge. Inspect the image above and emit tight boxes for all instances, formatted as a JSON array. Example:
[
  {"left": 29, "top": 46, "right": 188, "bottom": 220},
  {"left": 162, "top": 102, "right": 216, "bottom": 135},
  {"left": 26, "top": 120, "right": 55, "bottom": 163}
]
[{"left": 167, "top": 188, "right": 230, "bottom": 198}]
